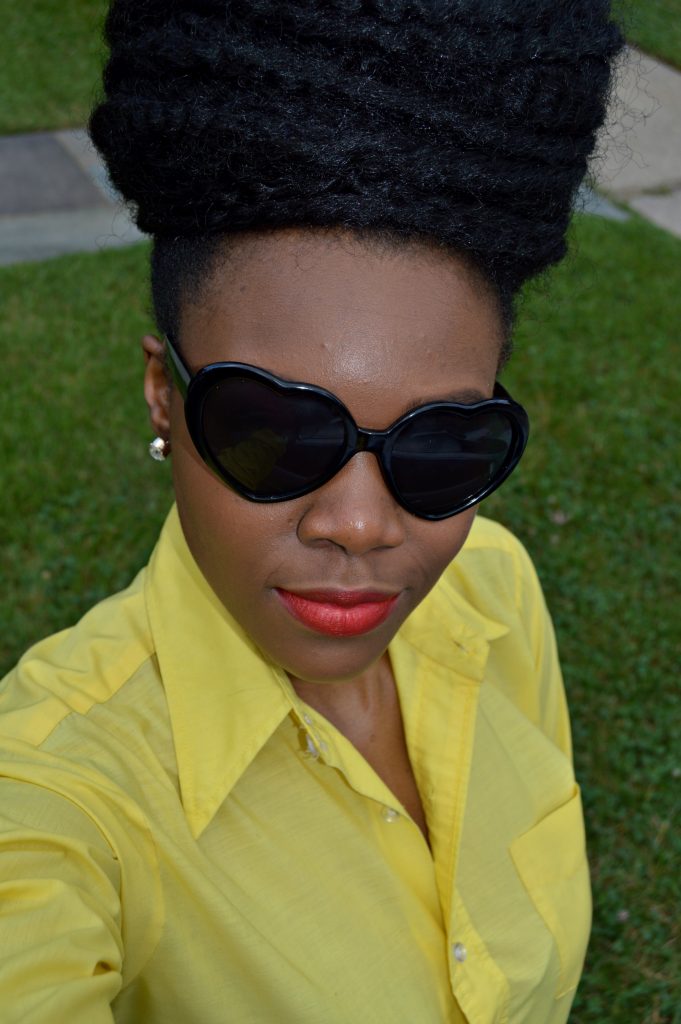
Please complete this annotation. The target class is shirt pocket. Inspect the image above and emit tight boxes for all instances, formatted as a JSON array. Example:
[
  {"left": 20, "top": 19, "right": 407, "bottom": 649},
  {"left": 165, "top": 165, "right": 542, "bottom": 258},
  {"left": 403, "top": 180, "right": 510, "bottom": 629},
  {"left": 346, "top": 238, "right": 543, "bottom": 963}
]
[{"left": 509, "top": 784, "right": 591, "bottom": 999}]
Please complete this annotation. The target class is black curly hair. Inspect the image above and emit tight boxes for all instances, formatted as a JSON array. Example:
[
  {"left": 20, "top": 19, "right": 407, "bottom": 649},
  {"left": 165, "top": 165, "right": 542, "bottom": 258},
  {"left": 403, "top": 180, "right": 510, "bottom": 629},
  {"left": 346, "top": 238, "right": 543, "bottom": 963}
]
[{"left": 89, "top": 0, "right": 623, "bottom": 355}]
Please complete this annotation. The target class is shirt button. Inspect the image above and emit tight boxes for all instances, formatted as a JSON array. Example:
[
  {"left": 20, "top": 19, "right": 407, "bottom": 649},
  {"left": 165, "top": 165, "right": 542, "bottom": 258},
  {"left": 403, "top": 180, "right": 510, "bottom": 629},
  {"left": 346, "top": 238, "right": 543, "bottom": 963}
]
[
  {"left": 452, "top": 942, "right": 467, "bottom": 963},
  {"left": 304, "top": 734, "right": 319, "bottom": 759},
  {"left": 303, "top": 714, "right": 313, "bottom": 725},
  {"left": 381, "top": 806, "right": 400, "bottom": 823}
]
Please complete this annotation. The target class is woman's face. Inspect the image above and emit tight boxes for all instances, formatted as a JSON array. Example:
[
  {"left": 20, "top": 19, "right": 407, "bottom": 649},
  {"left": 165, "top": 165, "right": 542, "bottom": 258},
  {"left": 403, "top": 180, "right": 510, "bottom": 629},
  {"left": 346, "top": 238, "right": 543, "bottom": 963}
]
[{"left": 146, "top": 231, "right": 504, "bottom": 684}]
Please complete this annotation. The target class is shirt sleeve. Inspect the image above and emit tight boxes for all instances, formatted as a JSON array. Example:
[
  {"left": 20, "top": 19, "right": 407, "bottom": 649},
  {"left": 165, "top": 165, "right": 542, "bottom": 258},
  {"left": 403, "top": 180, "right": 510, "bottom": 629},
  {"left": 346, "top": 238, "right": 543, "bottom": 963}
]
[{"left": 0, "top": 778, "right": 122, "bottom": 1024}]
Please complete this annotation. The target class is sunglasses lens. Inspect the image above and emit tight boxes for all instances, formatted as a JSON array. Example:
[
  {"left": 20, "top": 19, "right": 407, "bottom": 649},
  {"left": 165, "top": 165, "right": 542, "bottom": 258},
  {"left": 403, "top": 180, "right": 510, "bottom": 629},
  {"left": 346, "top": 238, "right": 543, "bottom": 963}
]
[
  {"left": 389, "top": 410, "right": 516, "bottom": 517},
  {"left": 200, "top": 377, "right": 348, "bottom": 498}
]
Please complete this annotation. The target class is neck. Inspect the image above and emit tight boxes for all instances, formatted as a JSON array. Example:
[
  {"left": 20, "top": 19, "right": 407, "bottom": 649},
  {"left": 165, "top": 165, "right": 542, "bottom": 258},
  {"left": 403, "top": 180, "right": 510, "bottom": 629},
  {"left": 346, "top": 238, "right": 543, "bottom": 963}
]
[
  {"left": 290, "top": 652, "right": 430, "bottom": 844},
  {"left": 289, "top": 652, "right": 396, "bottom": 742}
]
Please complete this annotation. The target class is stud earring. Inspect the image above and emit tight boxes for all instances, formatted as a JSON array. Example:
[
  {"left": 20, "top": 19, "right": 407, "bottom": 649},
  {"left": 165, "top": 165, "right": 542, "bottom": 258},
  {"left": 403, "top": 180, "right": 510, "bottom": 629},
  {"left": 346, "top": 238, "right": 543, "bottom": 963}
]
[{"left": 148, "top": 437, "right": 171, "bottom": 461}]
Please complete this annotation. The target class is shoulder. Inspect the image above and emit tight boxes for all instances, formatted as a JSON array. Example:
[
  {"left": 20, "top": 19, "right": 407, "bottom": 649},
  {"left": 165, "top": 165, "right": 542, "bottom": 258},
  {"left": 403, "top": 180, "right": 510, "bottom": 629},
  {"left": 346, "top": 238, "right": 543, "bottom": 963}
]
[
  {"left": 0, "top": 565, "right": 168, "bottom": 933},
  {"left": 0, "top": 567, "right": 162, "bottom": 757},
  {"left": 0, "top": 569, "right": 167, "bottom": 980}
]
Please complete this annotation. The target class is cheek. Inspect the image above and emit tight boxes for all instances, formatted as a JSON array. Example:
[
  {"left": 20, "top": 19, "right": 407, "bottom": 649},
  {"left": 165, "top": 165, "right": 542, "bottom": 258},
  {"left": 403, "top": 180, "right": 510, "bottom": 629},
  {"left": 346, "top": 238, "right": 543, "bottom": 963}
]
[
  {"left": 170, "top": 395, "right": 260, "bottom": 557},
  {"left": 170, "top": 422, "right": 297, "bottom": 619}
]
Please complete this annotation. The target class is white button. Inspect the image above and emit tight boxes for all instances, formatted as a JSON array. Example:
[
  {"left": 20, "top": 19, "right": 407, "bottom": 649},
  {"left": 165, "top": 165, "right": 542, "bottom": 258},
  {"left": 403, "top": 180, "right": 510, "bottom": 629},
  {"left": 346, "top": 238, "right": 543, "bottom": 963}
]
[
  {"left": 303, "top": 714, "right": 313, "bottom": 726},
  {"left": 452, "top": 942, "right": 467, "bottom": 963},
  {"left": 381, "top": 806, "right": 400, "bottom": 823},
  {"left": 304, "top": 734, "right": 319, "bottom": 759}
]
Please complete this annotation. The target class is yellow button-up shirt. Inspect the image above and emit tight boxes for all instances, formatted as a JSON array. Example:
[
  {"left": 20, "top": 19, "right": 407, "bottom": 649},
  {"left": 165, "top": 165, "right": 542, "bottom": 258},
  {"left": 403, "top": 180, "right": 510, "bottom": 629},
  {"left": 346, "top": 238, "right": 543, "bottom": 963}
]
[{"left": 0, "top": 507, "right": 590, "bottom": 1024}]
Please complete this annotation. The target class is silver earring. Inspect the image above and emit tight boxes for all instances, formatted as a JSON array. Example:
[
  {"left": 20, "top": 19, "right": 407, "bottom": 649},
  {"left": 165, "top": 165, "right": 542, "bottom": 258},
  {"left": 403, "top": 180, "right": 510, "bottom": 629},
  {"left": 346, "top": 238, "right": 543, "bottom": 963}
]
[{"left": 148, "top": 437, "right": 171, "bottom": 461}]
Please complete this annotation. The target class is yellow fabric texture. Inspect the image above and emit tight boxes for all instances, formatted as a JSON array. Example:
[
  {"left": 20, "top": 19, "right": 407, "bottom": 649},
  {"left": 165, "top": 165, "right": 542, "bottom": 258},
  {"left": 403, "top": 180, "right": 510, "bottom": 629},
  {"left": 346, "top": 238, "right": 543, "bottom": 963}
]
[{"left": 0, "top": 507, "right": 591, "bottom": 1024}]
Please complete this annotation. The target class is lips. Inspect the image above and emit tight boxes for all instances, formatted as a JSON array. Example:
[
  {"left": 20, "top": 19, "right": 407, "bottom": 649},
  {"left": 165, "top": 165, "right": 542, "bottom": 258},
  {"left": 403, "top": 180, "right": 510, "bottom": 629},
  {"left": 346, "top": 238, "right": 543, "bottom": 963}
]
[{"left": 276, "top": 588, "right": 400, "bottom": 637}]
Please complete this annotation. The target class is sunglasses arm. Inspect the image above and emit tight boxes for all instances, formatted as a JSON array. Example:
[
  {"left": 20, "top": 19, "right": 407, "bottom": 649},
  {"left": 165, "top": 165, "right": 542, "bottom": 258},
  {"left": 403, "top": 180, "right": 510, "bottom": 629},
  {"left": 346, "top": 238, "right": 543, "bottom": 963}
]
[{"left": 164, "top": 335, "right": 191, "bottom": 398}]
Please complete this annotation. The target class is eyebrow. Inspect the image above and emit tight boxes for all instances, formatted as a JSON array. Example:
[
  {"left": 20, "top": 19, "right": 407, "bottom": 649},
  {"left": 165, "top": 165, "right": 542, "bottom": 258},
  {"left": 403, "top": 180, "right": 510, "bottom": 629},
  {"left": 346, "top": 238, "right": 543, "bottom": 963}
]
[
  {"left": 166, "top": 336, "right": 492, "bottom": 410},
  {"left": 402, "top": 387, "right": 490, "bottom": 412}
]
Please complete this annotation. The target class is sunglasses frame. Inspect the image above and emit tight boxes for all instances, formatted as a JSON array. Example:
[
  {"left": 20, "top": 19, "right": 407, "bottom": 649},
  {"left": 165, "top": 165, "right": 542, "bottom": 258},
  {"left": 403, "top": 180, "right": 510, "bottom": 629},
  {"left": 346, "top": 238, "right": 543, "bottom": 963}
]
[{"left": 164, "top": 334, "right": 529, "bottom": 520}]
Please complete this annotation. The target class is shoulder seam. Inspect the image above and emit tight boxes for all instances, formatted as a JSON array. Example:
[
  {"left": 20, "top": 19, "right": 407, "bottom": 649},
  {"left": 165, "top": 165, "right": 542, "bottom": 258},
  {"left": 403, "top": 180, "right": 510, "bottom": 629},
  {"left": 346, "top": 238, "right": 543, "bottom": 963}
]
[{"left": 28, "top": 650, "right": 157, "bottom": 751}]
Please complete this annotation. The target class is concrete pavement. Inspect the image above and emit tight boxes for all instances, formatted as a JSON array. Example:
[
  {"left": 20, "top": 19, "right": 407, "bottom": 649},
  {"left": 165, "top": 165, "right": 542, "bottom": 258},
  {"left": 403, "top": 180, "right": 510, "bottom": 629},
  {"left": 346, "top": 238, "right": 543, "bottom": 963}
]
[
  {"left": 0, "top": 47, "right": 679, "bottom": 267},
  {"left": 593, "top": 48, "right": 681, "bottom": 236},
  {"left": 0, "top": 129, "right": 143, "bottom": 265}
]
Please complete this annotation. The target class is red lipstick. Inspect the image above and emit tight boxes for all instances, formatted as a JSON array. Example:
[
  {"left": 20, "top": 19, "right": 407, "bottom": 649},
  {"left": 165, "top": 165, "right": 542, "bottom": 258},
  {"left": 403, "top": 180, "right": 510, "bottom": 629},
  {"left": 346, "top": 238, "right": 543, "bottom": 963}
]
[{"left": 276, "top": 589, "right": 399, "bottom": 637}]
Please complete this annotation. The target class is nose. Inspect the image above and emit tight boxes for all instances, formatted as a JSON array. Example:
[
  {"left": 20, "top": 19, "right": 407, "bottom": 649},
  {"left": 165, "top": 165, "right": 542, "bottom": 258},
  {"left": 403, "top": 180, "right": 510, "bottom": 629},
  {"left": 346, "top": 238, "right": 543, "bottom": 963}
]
[{"left": 296, "top": 452, "right": 407, "bottom": 555}]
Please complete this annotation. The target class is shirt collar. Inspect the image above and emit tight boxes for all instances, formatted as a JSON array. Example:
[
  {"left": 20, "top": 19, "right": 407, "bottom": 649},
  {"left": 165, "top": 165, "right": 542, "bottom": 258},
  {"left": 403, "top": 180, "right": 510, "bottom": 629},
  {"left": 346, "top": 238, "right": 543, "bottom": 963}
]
[
  {"left": 397, "top": 564, "right": 509, "bottom": 682},
  {"left": 145, "top": 505, "right": 508, "bottom": 838},
  {"left": 145, "top": 506, "right": 297, "bottom": 838}
]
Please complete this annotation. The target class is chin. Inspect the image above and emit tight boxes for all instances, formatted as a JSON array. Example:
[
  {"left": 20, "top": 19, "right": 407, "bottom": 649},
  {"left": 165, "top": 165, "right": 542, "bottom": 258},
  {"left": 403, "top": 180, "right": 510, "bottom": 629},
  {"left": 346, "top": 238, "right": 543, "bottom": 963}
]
[{"left": 262, "top": 631, "right": 393, "bottom": 686}]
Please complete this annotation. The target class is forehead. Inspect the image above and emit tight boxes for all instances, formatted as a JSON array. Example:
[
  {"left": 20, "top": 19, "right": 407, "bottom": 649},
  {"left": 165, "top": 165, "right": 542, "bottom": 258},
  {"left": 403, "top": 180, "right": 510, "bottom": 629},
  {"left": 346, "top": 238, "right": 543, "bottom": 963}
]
[{"left": 179, "top": 230, "right": 503, "bottom": 408}]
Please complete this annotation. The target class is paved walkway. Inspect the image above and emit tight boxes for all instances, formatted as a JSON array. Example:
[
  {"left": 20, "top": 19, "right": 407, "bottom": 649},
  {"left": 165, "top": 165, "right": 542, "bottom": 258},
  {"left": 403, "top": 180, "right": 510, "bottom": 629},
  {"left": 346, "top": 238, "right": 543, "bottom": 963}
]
[
  {"left": 0, "top": 129, "right": 143, "bottom": 265},
  {"left": 0, "top": 47, "right": 679, "bottom": 266},
  {"left": 592, "top": 49, "right": 681, "bottom": 235}
]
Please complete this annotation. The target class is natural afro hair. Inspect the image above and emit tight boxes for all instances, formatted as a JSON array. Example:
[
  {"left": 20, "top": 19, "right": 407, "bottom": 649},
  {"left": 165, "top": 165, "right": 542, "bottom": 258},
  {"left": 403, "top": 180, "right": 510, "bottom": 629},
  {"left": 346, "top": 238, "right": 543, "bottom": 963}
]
[{"left": 90, "top": 0, "right": 623, "bottom": 334}]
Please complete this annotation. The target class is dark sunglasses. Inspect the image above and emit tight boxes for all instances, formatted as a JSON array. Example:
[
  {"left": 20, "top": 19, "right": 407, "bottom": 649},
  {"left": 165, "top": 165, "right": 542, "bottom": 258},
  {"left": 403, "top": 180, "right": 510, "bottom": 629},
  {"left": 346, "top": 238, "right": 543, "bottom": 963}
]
[{"left": 165, "top": 335, "right": 529, "bottom": 521}]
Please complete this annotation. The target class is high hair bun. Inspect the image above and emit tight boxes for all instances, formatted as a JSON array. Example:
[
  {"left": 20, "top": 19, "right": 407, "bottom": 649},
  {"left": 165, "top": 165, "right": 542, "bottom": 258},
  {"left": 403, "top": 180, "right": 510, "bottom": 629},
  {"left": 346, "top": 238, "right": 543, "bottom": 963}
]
[{"left": 90, "top": 0, "right": 623, "bottom": 299}]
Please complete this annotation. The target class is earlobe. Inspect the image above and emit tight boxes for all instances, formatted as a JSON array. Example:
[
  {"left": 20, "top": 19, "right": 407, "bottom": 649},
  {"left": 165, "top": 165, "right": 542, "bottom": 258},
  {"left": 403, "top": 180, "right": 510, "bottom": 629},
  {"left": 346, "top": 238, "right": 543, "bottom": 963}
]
[{"left": 142, "top": 333, "right": 172, "bottom": 438}]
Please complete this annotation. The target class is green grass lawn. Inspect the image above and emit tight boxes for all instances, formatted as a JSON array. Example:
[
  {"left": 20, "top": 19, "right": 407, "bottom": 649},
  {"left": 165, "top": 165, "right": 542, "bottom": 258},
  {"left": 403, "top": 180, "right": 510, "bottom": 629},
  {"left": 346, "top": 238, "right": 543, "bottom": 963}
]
[
  {"left": 0, "top": 243, "right": 174, "bottom": 642},
  {"left": 1, "top": 1, "right": 680, "bottom": 135},
  {"left": 1, "top": 213, "right": 679, "bottom": 1020},
  {"left": 624, "top": 0, "right": 681, "bottom": 69},
  {"left": 1, "top": 0, "right": 107, "bottom": 134}
]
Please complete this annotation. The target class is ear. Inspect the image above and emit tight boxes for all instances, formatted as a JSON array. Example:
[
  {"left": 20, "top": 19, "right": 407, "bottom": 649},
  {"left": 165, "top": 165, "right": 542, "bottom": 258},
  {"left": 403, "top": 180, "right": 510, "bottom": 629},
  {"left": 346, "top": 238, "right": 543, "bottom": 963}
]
[{"left": 142, "top": 334, "right": 172, "bottom": 438}]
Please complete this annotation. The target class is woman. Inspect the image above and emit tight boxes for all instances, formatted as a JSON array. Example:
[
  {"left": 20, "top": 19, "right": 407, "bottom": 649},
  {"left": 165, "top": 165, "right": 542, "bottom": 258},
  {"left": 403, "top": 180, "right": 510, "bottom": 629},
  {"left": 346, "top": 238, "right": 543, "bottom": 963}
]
[{"left": 0, "top": 2, "right": 623, "bottom": 1022}]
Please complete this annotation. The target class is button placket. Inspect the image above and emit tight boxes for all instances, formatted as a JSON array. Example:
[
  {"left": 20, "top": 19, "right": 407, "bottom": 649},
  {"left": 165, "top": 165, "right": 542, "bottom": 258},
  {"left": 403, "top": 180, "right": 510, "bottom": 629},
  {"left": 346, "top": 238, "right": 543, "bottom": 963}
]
[
  {"left": 303, "top": 732, "right": 320, "bottom": 760},
  {"left": 297, "top": 710, "right": 326, "bottom": 761}
]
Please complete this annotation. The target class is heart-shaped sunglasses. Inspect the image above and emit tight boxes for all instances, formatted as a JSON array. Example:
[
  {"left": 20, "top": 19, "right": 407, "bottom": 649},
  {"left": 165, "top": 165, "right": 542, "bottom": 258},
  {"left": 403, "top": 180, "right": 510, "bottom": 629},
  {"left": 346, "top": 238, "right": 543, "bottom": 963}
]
[{"left": 165, "top": 335, "right": 529, "bottom": 520}]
